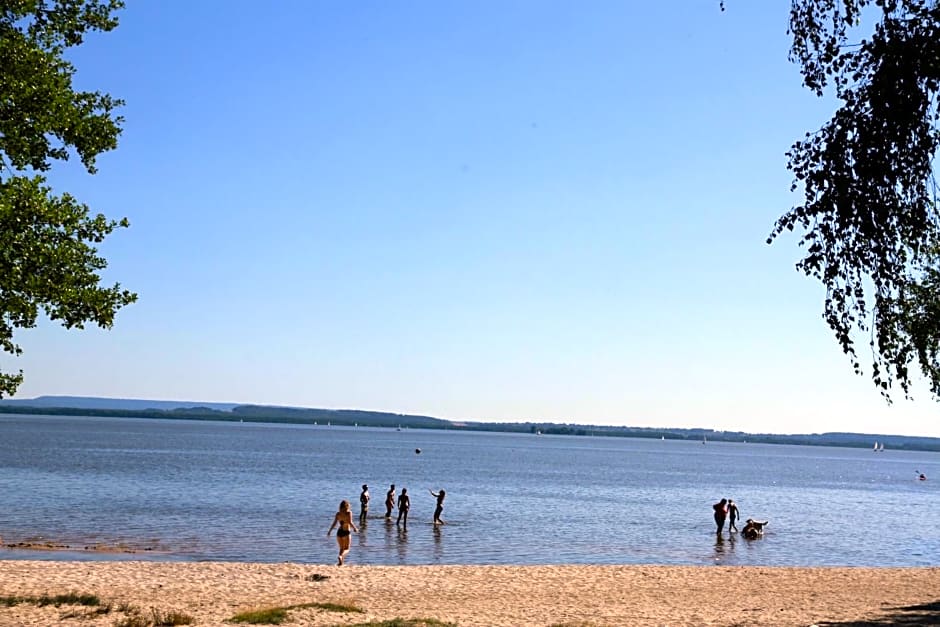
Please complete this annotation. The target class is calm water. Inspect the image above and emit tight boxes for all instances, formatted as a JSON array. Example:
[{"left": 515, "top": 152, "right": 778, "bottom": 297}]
[{"left": 0, "top": 414, "right": 937, "bottom": 567}]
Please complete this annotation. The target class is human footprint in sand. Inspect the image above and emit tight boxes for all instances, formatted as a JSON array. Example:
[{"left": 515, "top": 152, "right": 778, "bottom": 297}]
[{"left": 327, "top": 499, "right": 358, "bottom": 565}]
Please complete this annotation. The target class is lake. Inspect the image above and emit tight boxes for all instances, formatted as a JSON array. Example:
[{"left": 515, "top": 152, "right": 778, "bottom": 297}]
[{"left": 0, "top": 414, "right": 937, "bottom": 566}]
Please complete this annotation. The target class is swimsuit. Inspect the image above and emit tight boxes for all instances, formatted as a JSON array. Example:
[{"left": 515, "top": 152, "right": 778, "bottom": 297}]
[{"left": 337, "top": 527, "right": 350, "bottom": 538}]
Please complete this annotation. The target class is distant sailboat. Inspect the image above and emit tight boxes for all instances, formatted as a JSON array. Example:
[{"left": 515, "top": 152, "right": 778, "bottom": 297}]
[
  {"left": 873, "top": 441, "right": 879, "bottom": 451},
  {"left": 873, "top": 441, "right": 884, "bottom": 452}
]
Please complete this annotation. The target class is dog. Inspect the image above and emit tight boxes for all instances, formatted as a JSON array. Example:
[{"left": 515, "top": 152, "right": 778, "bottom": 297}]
[{"left": 741, "top": 519, "right": 768, "bottom": 539}]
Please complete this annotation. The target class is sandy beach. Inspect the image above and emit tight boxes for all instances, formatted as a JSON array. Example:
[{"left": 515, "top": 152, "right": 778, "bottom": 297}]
[{"left": 1, "top": 560, "right": 938, "bottom": 626}]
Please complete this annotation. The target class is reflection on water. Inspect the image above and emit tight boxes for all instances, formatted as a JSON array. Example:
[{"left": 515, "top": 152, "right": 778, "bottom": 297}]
[
  {"left": 396, "top": 527, "right": 409, "bottom": 563},
  {"left": 0, "top": 414, "right": 938, "bottom": 566}
]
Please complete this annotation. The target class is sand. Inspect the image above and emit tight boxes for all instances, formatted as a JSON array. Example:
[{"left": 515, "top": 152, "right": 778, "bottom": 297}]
[{"left": 1, "top": 560, "right": 938, "bottom": 626}]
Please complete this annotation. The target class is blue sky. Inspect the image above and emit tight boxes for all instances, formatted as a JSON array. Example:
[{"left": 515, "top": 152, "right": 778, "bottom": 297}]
[{"left": 11, "top": 1, "right": 940, "bottom": 437}]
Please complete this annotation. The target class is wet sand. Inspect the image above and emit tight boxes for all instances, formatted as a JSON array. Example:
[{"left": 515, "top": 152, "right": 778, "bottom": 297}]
[{"left": 1, "top": 560, "right": 939, "bottom": 626}]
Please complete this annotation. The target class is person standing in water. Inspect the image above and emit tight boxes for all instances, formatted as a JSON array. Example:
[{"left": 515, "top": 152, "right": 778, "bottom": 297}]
[
  {"left": 359, "top": 484, "right": 370, "bottom": 523},
  {"left": 327, "top": 499, "right": 358, "bottom": 565},
  {"left": 712, "top": 498, "right": 728, "bottom": 534},
  {"left": 429, "top": 488, "right": 446, "bottom": 525},
  {"left": 727, "top": 499, "right": 740, "bottom": 532},
  {"left": 396, "top": 488, "right": 410, "bottom": 529},
  {"left": 385, "top": 484, "right": 396, "bottom": 519}
]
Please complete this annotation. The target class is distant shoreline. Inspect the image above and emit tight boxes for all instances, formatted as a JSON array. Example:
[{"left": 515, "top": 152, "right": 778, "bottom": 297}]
[{"left": 3, "top": 404, "right": 940, "bottom": 452}]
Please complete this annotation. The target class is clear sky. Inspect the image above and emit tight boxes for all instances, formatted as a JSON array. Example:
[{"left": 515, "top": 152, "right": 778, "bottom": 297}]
[{"left": 11, "top": 1, "right": 940, "bottom": 437}]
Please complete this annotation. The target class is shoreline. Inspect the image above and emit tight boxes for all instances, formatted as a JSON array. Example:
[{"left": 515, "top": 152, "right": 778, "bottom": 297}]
[{"left": 2, "top": 561, "right": 939, "bottom": 626}]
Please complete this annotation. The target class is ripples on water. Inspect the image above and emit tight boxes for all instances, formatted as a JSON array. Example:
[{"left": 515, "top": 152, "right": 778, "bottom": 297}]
[{"left": 0, "top": 415, "right": 937, "bottom": 566}]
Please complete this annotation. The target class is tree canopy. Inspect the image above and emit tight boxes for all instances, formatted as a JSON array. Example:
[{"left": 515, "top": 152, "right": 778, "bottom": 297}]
[
  {"left": 769, "top": 0, "right": 940, "bottom": 400},
  {"left": 0, "top": 0, "right": 136, "bottom": 397}
]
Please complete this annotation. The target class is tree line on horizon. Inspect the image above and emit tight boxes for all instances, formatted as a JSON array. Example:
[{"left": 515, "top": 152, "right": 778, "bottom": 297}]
[{"left": 2, "top": 402, "right": 939, "bottom": 451}]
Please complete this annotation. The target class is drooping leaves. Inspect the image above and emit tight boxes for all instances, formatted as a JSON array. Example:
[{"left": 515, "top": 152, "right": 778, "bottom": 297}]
[{"left": 770, "top": 0, "right": 940, "bottom": 400}]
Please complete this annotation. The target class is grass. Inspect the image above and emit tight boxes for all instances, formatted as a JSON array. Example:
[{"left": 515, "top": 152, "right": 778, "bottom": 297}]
[
  {"left": 0, "top": 592, "right": 190, "bottom": 627},
  {"left": 230, "top": 600, "right": 365, "bottom": 624},
  {"left": 60, "top": 603, "right": 113, "bottom": 619},
  {"left": 0, "top": 592, "right": 101, "bottom": 607},
  {"left": 291, "top": 601, "right": 364, "bottom": 613},
  {"left": 336, "top": 620, "right": 457, "bottom": 627},
  {"left": 229, "top": 607, "right": 290, "bottom": 624},
  {"left": 113, "top": 607, "right": 195, "bottom": 627}
]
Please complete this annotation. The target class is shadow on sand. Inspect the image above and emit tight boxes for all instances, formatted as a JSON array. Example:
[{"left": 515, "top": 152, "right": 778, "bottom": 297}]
[{"left": 818, "top": 600, "right": 940, "bottom": 626}]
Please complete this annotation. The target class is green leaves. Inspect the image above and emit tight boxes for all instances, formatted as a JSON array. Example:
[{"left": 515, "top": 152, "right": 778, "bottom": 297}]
[
  {"left": 0, "top": 1, "right": 134, "bottom": 397},
  {"left": 772, "top": 0, "right": 940, "bottom": 400}
]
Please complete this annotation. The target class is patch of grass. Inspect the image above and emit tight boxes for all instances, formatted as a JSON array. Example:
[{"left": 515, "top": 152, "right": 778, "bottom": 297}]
[
  {"left": 289, "top": 600, "right": 364, "bottom": 613},
  {"left": 0, "top": 592, "right": 100, "bottom": 607},
  {"left": 112, "top": 607, "right": 194, "bottom": 627},
  {"left": 40, "top": 592, "right": 101, "bottom": 607},
  {"left": 114, "top": 613, "right": 152, "bottom": 627},
  {"left": 338, "top": 620, "right": 457, "bottom": 627},
  {"left": 60, "top": 603, "right": 113, "bottom": 619},
  {"left": 229, "top": 600, "right": 365, "bottom": 624},
  {"left": 230, "top": 607, "right": 290, "bottom": 624},
  {"left": 151, "top": 608, "right": 195, "bottom": 626}
]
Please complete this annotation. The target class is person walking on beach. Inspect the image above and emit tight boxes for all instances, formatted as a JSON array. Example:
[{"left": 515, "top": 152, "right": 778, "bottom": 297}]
[
  {"left": 359, "top": 484, "right": 370, "bottom": 523},
  {"left": 327, "top": 499, "right": 359, "bottom": 566},
  {"left": 396, "top": 488, "right": 410, "bottom": 529},
  {"left": 712, "top": 498, "right": 728, "bottom": 534},
  {"left": 727, "top": 499, "right": 740, "bottom": 532},
  {"left": 429, "top": 488, "right": 446, "bottom": 525},
  {"left": 385, "top": 484, "right": 396, "bottom": 519}
]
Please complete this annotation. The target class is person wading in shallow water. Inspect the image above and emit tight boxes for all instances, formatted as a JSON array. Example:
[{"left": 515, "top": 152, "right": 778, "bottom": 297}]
[
  {"left": 727, "top": 499, "right": 740, "bottom": 532},
  {"left": 712, "top": 498, "right": 728, "bottom": 534},
  {"left": 429, "top": 488, "right": 446, "bottom": 525},
  {"left": 396, "top": 488, "right": 410, "bottom": 529},
  {"left": 359, "top": 484, "right": 370, "bottom": 523},
  {"left": 385, "top": 484, "right": 396, "bottom": 519},
  {"left": 327, "top": 499, "right": 358, "bottom": 565}
]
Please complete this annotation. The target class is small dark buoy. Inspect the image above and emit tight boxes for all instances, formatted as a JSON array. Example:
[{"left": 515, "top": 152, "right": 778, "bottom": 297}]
[{"left": 415, "top": 448, "right": 421, "bottom": 454}]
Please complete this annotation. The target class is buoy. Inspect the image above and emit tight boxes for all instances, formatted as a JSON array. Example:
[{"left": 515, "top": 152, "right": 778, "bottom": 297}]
[{"left": 415, "top": 448, "right": 421, "bottom": 454}]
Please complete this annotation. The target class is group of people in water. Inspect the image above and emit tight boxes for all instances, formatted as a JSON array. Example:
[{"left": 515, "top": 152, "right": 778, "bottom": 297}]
[
  {"left": 712, "top": 498, "right": 740, "bottom": 533},
  {"left": 713, "top": 498, "right": 769, "bottom": 540},
  {"left": 326, "top": 483, "right": 447, "bottom": 565}
]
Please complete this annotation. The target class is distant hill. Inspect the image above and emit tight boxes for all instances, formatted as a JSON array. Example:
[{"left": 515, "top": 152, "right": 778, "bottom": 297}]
[
  {"left": 0, "top": 395, "right": 239, "bottom": 412},
  {"left": 1, "top": 395, "right": 939, "bottom": 451}
]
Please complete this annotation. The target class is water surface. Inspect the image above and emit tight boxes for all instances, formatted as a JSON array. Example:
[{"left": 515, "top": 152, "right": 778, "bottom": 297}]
[{"left": 0, "top": 414, "right": 937, "bottom": 566}]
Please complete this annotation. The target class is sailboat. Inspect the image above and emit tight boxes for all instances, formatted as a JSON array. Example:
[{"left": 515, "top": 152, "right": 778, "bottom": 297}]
[{"left": 873, "top": 441, "right": 885, "bottom": 452}]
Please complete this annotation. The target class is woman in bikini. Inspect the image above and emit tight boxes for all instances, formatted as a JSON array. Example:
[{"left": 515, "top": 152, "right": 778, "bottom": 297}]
[
  {"left": 429, "top": 488, "right": 446, "bottom": 525},
  {"left": 327, "top": 499, "right": 358, "bottom": 565}
]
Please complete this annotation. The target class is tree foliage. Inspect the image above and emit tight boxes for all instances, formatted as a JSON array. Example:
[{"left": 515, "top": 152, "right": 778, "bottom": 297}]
[
  {"left": 769, "top": 0, "right": 940, "bottom": 400},
  {"left": 0, "top": 0, "right": 135, "bottom": 397}
]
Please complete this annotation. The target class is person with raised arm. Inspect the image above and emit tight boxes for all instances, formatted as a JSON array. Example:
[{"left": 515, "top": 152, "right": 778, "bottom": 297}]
[{"left": 429, "top": 488, "right": 446, "bottom": 525}]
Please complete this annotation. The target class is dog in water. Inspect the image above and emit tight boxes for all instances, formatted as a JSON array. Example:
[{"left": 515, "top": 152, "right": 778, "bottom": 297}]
[{"left": 741, "top": 519, "right": 768, "bottom": 540}]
